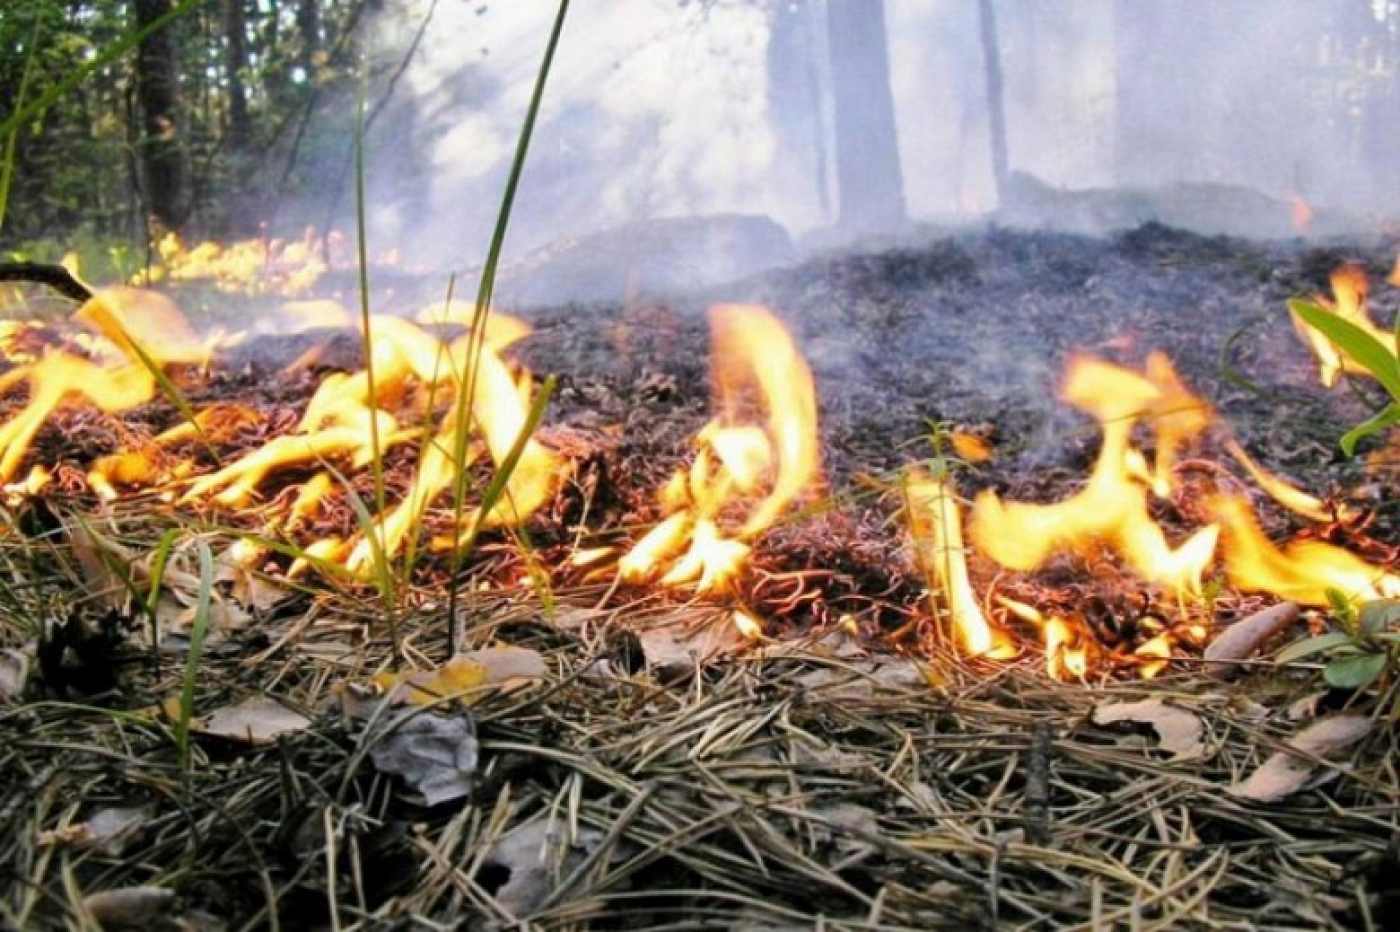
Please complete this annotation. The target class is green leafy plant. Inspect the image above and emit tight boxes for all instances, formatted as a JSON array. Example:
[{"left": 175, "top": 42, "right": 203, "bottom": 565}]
[
  {"left": 1277, "top": 595, "right": 1400, "bottom": 691},
  {"left": 1288, "top": 298, "right": 1400, "bottom": 455}
]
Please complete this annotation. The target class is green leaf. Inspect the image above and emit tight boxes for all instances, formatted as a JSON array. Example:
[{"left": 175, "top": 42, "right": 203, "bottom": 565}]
[
  {"left": 1325, "top": 587, "right": 1357, "bottom": 623},
  {"left": 1289, "top": 299, "right": 1400, "bottom": 401},
  {"left": 1276, "top": 630, "right": 1356, "bottom": 664},
  {"left": 1359, "top": 599, "right": 1400, "bottom": 635},
  {"left": 1323, "top": 652, "right": 1388, "bottom": 690},
  {"left": 1340, "top": 403, "right": 1400, "bottom": 457}
]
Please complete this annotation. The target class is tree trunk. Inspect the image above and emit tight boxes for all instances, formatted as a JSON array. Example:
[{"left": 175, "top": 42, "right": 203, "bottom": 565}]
[
  {"left": 224, "top": 0, "right": 251, "bottom": 151},
  {"left": 132, "top": 0, "right": 191, "bottom": 233},
  {"left": 825, "top": 0, "right": 906, "bottom": 230},
  {"left": 978, "top": 0, "right": 1010, "bottom": 206},
  {"left": 296, "top": 0, "right": 320, "bottom": 75},
  {"left": 766, "top": 0, "right": 830, "bottom": 223}
]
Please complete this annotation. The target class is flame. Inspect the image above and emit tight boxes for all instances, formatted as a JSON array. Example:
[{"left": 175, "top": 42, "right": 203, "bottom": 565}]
[
  {"left": 1291, "top": 196, "right": 1314, "bottom": 234},
  {"left": 618, "top": 305, "right": 818, "bottom": 592},
  {"left": 1211, "top": 495, "right": 1400, "bottom": 605},
  {"left": 970, "top": 354, "right": 1217, "bottom": 596},
  {"left": 1289, "top": 264, "right": 1397, "bottom": 388},
  {"left": 905, "top": 474, "right": 1012, "bottom": 658},
  {"left": 136, "top": 229, "right": 353, "bottom": 296},
  {"left": 0, "top": 288, "right": 212, "bottom": 482}
]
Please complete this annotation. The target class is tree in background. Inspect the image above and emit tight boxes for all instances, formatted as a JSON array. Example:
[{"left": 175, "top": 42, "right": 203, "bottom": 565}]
[
  {"left": 132, "top": 0, "right": 191, "bottom": 233},
  {"left": 824, "top": 0, "right": 905, "bottom": 231}
]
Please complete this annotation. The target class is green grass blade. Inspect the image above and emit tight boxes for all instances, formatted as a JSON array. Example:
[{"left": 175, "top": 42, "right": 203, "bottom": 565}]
[
  {"left": 1289, "top": 298, "right": 1400, "bottom": 400},
  {"left": 0, "top": 0, "right": 202, "bottom": 143},
  {"left": 1340, "top": 402, "right": 1400, "bottom": 457},
  {"left": 0, "top": 21, "right": 41, "bottom": 234},
  {"left": 175, "top": 540, "right": 215, "bottom": 774},
  {"left": 353, "top": 72, "right": 386, "bottom": 521},
  {"left": 444, "top": 0, "right": 569, "bottom": 651}
]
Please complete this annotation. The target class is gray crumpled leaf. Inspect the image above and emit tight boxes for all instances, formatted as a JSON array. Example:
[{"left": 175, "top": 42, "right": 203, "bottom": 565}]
[
  {"left": 1227, "top": 713, "right": 1373, "bottom": 803},
  {"left": 481, "top": 817, "right": 607, "bottom": 917},
  {"left": 369, "top": 709, "right": 478, "bottom": 806}
]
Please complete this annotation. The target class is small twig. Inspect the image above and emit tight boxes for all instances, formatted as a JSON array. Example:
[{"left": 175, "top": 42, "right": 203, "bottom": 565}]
[{"left": 0, "top": 262, "right": 93, "bottom": 303}]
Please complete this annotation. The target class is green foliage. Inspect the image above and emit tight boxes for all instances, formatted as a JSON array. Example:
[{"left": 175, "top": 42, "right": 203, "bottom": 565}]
[
  {"left": 1277, "top": 596, "right": 1400, "bottom": 692},
  {"left": 1288, "top": 297, "right": 1400, "bottom": 455}
]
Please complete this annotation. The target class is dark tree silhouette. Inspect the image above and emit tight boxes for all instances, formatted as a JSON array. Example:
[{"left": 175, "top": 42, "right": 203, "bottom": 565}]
[
  {"left": 825, "top": 0, "right": 905, "bottom": 230},
  {"left": 133, "top": 0, "right": 192, "bottom": 232}
]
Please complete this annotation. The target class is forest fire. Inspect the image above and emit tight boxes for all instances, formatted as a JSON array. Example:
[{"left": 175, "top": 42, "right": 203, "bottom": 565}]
[
  {"left": 0, "top": 281, "right": 1394, "bottom": 682},
  {"left": 617, "top": 304, "right": 820, "bottom": 593}
]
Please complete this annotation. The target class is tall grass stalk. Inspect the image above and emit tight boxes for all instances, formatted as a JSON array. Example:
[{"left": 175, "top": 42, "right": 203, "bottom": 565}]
[
  {"left": 347, "top": 70, "right": 400, "bottom": 662},
  {"left": 0, "top": 23, "right": 40, "bottom": 235},
  {"left": 444, "top": 0, "right": 570, "bottom": 654},
  {"left": 174, "top": 540, "right": 214, "bottom": 774}
]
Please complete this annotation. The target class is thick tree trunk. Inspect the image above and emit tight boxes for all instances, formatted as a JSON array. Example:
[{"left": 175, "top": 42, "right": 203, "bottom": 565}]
[
  {"left": 132, "top": 0, "right": 191, "bottom": 232},
  {"left": 825, "top": 0, "right": 906, "bottom": 231},
  {"left": 978, "top": 0, "right": 1010, "bottom": 206},
  {"left": 766, "top": 0, "right": 830, "bottom": 223}
]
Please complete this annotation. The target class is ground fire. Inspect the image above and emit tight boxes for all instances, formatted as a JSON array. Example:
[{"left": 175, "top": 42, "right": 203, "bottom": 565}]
[{"left": 0, "top": 275, "right": 1396, "bottom": 683}]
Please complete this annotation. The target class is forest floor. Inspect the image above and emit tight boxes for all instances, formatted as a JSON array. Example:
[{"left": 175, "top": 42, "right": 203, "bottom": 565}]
[{"left": 1, "top": 223, "right": 1399, "bottom": 930}]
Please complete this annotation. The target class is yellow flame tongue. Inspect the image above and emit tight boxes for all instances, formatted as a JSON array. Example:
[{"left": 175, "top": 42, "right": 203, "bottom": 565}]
[
  {"left": 970, "top": 354, "right": 1217, "bottom": 597},
  {"left": 1211, "top": 495, "right": 1400, "bottom": 605},
  {"left": 905, "top": 474, "right": 1012, "bottom": 658},
  {"left": 618, "top": 304, "right": 819, "bottom": 593}
]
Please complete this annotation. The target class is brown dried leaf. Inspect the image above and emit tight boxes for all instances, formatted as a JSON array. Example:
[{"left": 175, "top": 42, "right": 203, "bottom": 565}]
[
  {"left": 1227, "top": 714, "right": 1373, "bottom": 803},
  {"left": 195, "top": 695, "right": 312, "bottom": 745},
  {"left": 1203, "top": 601, "right": 1301, "bottom": 678},
  {"left": 1092, "top": 697, "right": 1207, "bottom": 761},
  {"left": 82, "top": 885, "right": 177, "bottom": 927}
]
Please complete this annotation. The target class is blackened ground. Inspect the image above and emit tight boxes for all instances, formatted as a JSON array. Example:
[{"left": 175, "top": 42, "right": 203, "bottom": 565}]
[{"left": 512, "top": 222, "right": 1398, "bottom": 498}]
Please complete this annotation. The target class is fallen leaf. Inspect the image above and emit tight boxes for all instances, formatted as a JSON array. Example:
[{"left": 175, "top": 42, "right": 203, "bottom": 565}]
[
  {"left": 68, "top": 523, "right": 133, "bottom": 613},
  {"left": 369, "top": 709, "right": 478, "bottom": 806},
  {"left": 1092, "top": 698, "right": 1207, "bottom": 761},
  {"left": 82, "top": 885, "right": 177, "bottom": 927},
  {"left": 460, "top": 646, "right": 547, "bottom": 687},
  {"left": 369, "top": 647, "right": 545, "bottom": 710},
  {"left": 1203, "top": 601, "right": 1301, "bottom": 678},
  {"left": 196, "top": 695, "right": 312, "bottom": 745},
  {"left": 0, "top": 647, "right": 30, "bottom": 702},
  {"left": 479, "top": 817, "right": 607, "bottom": 917},
  {"left": 38, "top": 806, "right": 150, "bottom": 855},
  {"left": 639, "top": 620, "right": 745, "bottom": 681},
  {"left": 1227, "top": 714, "right": 1373, "bottom": 803},
  {"left": 373, "top": 656, "right": 489, "bottom": 706}
]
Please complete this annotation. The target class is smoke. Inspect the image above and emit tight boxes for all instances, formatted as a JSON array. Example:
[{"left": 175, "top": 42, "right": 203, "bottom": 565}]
[{"left": 355, "top": 0, "right": 1398, "bottom": 283}]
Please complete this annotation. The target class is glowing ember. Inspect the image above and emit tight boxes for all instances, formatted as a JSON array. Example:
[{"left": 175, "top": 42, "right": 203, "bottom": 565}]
[
  {"left": 905, "top": 474, "right": 1012, "bottom": 658},
  {"left": 618, "top": 304, "right": 819, "bottom": 593}
]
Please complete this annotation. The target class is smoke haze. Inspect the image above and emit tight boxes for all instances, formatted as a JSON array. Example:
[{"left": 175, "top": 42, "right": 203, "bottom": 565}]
[{"left": 354, "top": 1, "right": 1400, "bottom": 287}]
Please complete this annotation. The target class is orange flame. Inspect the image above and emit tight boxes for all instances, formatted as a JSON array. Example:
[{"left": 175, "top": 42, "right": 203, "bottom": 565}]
[
  {"left": 905, "top": 474, "right": 1012, "bottom": 658},
  {"left": 1211, "top": 494, "right": 1400, "bottom": 605},
  {"left": 970, "top": 354, "right": 1218, "bottom": 596},
  {"left": 618, "top": 305, "right": 818, "bottom": 592}
]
